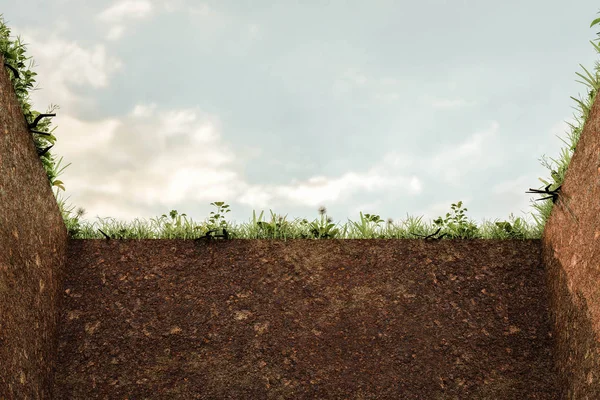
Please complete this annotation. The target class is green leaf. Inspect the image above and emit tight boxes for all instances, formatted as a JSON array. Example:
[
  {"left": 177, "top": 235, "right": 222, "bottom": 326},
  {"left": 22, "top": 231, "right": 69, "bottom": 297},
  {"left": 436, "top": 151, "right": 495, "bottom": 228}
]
[
  {"left": 575, "top": 64, "right": 599, "bottom": 90},
  {"left": 570, "top": 95, "right": 589, "bottom": 114}
]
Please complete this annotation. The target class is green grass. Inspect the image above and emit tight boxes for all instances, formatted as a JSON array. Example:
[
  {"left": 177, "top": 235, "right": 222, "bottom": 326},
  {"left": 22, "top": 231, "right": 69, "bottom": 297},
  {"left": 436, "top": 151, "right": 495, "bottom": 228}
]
[
  {"left": 57, "top": 199, "right": 544, "bottom": 240},
  {"left": 4, "top": 12, "right": 600, "bottom": 242}
]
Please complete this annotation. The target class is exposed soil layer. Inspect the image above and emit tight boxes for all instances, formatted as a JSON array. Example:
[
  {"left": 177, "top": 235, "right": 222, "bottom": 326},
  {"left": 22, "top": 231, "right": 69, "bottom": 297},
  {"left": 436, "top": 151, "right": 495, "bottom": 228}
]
[
  {"left": 53, "top": 238, "right": 559, "bottom": 399},
  {"left": 540, "top": 90, "right": 600, "bottom": 399},
  {"left": 0, "top": 52, "right": 69, "bottom": 399}
]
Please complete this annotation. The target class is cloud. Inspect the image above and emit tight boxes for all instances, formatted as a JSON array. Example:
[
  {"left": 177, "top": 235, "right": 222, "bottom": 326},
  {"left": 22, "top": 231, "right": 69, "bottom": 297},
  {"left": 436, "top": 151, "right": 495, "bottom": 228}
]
[
  {"left": 97, "top": 0, "right": 154, "bottom": 23},
  {"left": 58, "top": 100, "right": 425, "bottom": 221},
  {"left": 97, "top": 0, "right": 154, "bottom": 40},
  {"left": 49, "top": 115, "right": 120, "bottom": 155},
  {"left": 9, "top": 27, "right": 123, "bottom": 114},
  {"left": 105, "top": 25, "right": 126, "bottom": 40},
  {"left": 54, "top": 103, "right": 252, "bottom": 219},
  {"left": 97, "top": 1, "right": 223, "bottom": 40},
  {"left": 53, "top": 98, "right": 501, "bottom": 226},
  {"left": 14, "top": 24, "right": 502, "bottom": 227},
  {"left": 235, "top": 120, "right": 499, "bottom": 223},
  {"left": 427, "top": 121, "right": 500, "bottom": 178}
]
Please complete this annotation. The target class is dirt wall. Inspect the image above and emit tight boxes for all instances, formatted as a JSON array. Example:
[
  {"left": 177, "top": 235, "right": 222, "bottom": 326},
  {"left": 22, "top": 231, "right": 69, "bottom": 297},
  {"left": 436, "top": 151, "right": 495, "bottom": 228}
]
[
  {"left": 0, "top": 53, "right": 69, "bottom": 399},
  {"left": 53, "top": 238, "right": 558, "bottom": 399},
  {"left": 541, "top": 91, "right": 600, "bottom": 398}
]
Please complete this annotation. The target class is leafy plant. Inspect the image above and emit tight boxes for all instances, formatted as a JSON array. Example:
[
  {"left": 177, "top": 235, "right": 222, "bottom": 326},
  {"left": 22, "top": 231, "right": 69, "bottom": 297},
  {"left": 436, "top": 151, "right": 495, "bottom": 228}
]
[
  {"left": 494, "top": 214, "right": 527, "bottom": 239},
  {"left": 157, "top": 209, "right": 192, "bottom": 237},
  {"left": 206, "top": 201, "right": 231, "bottom": 231},
  {"left": 432, "top": 201, "right": 480, "bottom": 239}
]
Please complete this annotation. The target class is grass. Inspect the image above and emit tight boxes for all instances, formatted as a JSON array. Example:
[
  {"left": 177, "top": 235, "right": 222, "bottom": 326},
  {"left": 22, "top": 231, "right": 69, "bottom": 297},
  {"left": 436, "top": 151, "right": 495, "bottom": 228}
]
[
  {"left": 57, "top": 199, "right": 544, "bottom": 240},
  {"left": 3, "top": 12, "right": 600, "bottom": 242}
]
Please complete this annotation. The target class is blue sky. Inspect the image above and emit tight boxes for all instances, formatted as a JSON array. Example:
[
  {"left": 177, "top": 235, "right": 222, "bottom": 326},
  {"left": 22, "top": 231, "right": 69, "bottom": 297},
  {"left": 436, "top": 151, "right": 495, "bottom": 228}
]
[{"left": 3, "top": 0, "right": 600, "bottom": 232}]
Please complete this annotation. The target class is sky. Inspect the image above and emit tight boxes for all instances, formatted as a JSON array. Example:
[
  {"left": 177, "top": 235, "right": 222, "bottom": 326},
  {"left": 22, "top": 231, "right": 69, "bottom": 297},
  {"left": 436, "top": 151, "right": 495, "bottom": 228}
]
[{"left": 2, "top": 0, "right": 600, "bottom": 234}]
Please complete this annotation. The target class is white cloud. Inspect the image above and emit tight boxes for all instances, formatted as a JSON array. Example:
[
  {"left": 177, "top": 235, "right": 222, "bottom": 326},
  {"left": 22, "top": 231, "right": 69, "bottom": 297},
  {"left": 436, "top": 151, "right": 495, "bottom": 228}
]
[
  {"left": 97, "top": 0, "right": 154, "bottom": 23},
  {"left": 9, "top": 27, "right": 123, "bottom": 114},
  {"left": 231, "top": 162, "right": 425, "bottom": 214},
  {"left": 51, "top": 19, "right": 71, "bottom": 34},
  {"left": 97, "top": 0, "right": 154, "bottom": 41},
  {"left": 106, "top": 25, "right": 125, "bottom": 41},
  {"left": 53, "top": 99, "right": 429, "bottom": 223},
  {"left": 427, "top": 121, "right": 499, "bottom": 175},
  {"left": 54, "top": 104, "right": 245, "bottom": 219},
  {"left": 97, "top": 1, "right": 224, "bottom": 40},
  {"left": 53, "top": 98, "right": 503, "bottom": 227},
  {"left": 51, "top": 115, "right": 120, "bottom": 154},
  {"left": 130, "top": 103, "right": 158, "bottom": 117},
  {"left": 15, "top": 23, "right": 500, "bottom": 227},
  {"left": 34, "top": 40, "right": 121, "bottom": 88}
]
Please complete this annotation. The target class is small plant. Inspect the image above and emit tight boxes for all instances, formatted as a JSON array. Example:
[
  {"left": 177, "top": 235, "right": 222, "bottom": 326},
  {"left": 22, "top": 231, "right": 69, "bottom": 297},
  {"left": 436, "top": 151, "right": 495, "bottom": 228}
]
[
  {"left": 433, "top": 201, "right": 480, "bottom": 239},
  {"left": 297, "top": 206, "right": 342, "bottom": 239},
  {"left": 494, "top": 214, "right": 527, "bottom": 239},
  {"left": 346, "top": 211, "right": 386, "bottom": 239},
  {"left": 160, "top": 209, "right": 187, "bottom": 230},
  {"left": 156, "top": 209, "right": 196, "bottom": 238},
  {"left": 204, "top": 201, "right": 231, "bottom": 235},
  {"left": 64, "top": 206, "right": 86, "bottom": 238}
]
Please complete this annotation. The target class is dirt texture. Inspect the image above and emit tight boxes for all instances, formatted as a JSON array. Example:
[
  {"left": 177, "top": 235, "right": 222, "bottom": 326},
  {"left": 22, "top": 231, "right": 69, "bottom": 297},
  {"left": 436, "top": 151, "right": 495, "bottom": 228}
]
[
  {"left": 0, "top": 53, "right": 69, "bottom": 399},
  {"left": 541, "top": 93, "right": 600, "bottom": 398},
  {"left": 53, "top": 238, "right": 559, "bottom": 399}
]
